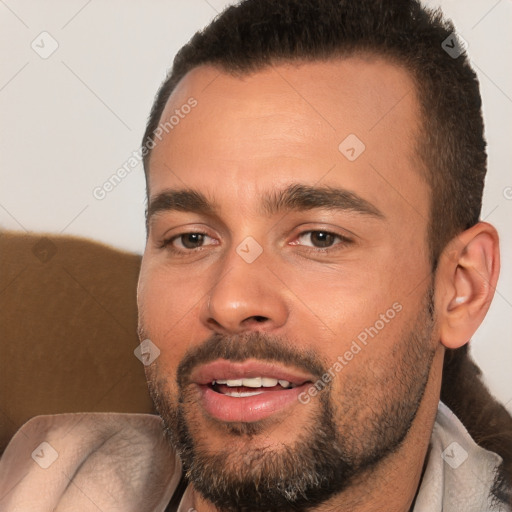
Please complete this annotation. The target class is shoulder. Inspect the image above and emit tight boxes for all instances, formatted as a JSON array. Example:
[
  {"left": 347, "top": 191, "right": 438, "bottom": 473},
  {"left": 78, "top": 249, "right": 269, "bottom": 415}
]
[{"left": 0, "top": 413, "right": 181, "bottom": 511}]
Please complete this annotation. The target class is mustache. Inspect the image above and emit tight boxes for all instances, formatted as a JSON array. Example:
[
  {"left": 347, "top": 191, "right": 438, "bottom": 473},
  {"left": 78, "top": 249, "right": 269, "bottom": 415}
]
[{"left": 176, "top": 331, "right": 327, "bottom": 388}]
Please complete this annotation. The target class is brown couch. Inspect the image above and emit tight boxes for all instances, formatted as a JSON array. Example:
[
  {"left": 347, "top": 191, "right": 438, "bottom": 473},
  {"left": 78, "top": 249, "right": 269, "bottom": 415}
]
[{"left": 0, "top": 231, "right": 153, "bottom": 453}]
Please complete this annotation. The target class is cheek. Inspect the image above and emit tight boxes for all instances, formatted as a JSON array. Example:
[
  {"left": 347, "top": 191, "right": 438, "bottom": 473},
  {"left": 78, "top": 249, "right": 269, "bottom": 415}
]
[
  {"left": 278, "top": 259, "right": 395, "bottom": 337},
  {"left": 139, "top": 259, "right": 202, "bottom": 327},
  {"left": 138, "top": 259, "right": 208, "bottom": 367},
  {"left": 280, "top": 258, "right": 421, "bottom": 380}
]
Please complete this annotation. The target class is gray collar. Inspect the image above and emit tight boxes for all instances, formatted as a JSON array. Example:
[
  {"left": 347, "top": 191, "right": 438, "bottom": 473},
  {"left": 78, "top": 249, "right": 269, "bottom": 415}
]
[{"left": 413, "top": 401, "right": 509, "bottom": 512}]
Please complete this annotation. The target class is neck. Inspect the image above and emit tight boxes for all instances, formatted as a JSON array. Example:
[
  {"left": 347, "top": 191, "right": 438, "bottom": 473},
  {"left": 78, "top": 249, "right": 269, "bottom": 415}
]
[{"left": 192, "top": 346, "right": 444, "bottom": 512}]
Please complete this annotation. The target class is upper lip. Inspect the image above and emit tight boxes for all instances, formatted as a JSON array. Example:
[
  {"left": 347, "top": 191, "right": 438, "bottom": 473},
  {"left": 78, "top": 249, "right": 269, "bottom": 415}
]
[{"left": 190, "top": 359, "right": 315, "bottom": 386}]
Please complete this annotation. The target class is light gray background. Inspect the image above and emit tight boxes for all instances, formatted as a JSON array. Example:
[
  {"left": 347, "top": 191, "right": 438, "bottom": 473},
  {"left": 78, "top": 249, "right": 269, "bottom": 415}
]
[{"left": 1, "top": 0, "right": 511, "bottom": 412}]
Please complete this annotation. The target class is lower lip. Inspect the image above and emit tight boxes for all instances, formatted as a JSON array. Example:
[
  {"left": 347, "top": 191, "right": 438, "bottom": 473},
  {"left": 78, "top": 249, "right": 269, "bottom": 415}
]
[{"left": 197, "top": 384, "right": 310, "bottom": 423}]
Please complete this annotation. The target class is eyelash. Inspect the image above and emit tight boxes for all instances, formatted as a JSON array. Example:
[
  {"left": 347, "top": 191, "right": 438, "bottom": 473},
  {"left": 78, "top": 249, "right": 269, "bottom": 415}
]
[{"left": 158, "top": 230, "right": 353, "bottom": 256}]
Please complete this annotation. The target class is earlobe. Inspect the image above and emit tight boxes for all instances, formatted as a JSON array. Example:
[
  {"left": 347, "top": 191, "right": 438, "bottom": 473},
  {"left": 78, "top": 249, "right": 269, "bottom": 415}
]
[{"left": 436, "top": 222, "right": 500, "bottom": 349}]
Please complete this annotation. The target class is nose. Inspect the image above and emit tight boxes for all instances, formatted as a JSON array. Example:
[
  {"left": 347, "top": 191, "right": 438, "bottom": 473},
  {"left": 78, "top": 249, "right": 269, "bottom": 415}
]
[{"left": 201, "top": 244, "right": 289, "bottom": 334}]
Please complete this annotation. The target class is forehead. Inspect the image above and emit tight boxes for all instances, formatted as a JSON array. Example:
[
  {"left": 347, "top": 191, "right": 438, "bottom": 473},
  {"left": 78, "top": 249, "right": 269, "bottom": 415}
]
[{"left": 148, "top": 57, "right": 429, "bottom": 226}]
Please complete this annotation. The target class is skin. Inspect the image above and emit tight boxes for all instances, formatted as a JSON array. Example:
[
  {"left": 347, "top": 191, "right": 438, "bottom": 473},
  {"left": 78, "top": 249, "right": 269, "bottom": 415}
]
[{"left": 137, "top": 57, "right": 499, "bottom": 511}]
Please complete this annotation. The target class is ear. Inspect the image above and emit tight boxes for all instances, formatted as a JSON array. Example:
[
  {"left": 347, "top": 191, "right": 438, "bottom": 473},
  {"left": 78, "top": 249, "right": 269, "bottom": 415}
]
[{"left": 435, "top": 222, "right": 500, "bottom": 349}]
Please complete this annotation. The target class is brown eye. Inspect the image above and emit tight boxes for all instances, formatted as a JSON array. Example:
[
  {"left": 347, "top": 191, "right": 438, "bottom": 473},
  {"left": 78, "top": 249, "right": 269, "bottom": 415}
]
[
  {"left": 297, "top": 231, "right": 341, "bottom": 248},
  {"left": 178, "top": 233, "right": 206, "bottom": 249},
  {"left": 308, "top": 231, "right": 337, "bottom": 248},
  {"left": 291, "top": 230, "right": 354, "bottom": 254},
  {"left": 159, "top": 231, "right": 218, "bottom": 255}
]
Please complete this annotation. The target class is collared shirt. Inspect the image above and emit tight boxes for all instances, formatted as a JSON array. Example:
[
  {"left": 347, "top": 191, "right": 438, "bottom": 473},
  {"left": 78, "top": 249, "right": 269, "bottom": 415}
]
[
  {"left": 0, "top": 402, "right": 508, "bottom": 511},
  {"left": 413, "top": 402, "right": 509, "bottom": 512}
]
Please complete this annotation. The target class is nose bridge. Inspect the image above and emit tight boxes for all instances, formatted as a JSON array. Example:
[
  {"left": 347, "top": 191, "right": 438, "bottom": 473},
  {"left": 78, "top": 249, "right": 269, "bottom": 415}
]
[{"left": 203, "top": 237, "right": 288, "bottom": 333}]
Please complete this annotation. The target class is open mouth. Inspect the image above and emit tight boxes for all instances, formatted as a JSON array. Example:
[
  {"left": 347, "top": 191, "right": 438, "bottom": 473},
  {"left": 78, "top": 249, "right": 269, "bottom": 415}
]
[
  {"left": 191, "top": 360, "right": 314, "bottom": 423},
  {"left": 209, "top": 377, "right": 298, "bottom": 397}
]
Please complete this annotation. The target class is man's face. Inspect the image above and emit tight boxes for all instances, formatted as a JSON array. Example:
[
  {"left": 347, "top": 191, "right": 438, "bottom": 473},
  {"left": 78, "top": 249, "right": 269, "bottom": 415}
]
[{"left": 138, "top": 58, "right": 437, "bottom": 510}]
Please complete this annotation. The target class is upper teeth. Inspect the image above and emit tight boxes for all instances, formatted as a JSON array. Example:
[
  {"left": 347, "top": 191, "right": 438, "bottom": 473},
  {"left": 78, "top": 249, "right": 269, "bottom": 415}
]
[{"left": 213, "top": 378, "right": 293, "bottom": 388}]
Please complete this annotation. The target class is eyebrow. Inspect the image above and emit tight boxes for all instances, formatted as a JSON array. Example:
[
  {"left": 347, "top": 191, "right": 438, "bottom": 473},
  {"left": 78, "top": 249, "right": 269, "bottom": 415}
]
[{"left": 147, "top": 183, "right": 385, "bottom": 224}]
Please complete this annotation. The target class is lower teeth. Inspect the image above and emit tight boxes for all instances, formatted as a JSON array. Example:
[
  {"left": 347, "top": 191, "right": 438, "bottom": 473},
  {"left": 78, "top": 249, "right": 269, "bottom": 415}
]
[{"left": 224, "top": 390, "right": 265, "bottom": 397}]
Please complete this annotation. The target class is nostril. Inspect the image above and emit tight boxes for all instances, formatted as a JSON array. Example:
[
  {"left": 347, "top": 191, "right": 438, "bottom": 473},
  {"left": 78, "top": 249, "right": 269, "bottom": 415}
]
[{"left": 253, "top": 316, "right": 267, "bottom": 323}]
